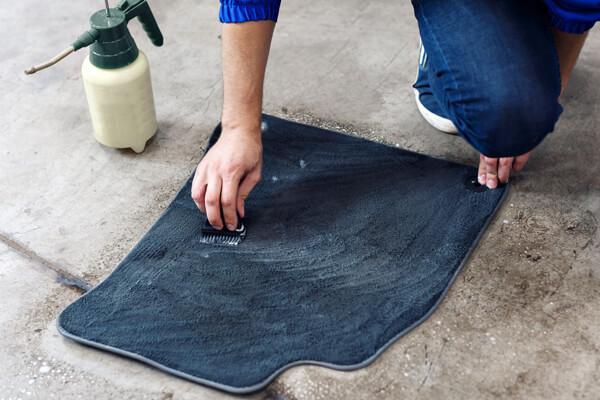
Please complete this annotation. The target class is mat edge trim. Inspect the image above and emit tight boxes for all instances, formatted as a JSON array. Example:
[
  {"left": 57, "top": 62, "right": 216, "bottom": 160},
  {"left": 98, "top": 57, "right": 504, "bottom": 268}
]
[{"left": 57, "top": 115, "right": 511, "bottom": 394}]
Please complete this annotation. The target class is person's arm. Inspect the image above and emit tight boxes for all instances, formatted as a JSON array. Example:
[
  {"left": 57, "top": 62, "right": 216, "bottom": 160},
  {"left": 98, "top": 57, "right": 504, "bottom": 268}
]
[
  {"left": 553, "top": 29, "right": 589, "bottom": 92},
  {"left": 191, "top": 20, "right": 275, "bottom": 230},
  {"left": 543, "top": 0, "right": 596, "bottom": 88}
]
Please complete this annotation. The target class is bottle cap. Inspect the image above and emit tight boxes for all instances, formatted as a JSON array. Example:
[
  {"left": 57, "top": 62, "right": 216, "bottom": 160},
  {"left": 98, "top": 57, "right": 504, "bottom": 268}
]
[{"left": 88, "top": 8, "right": 139, "bottom": 69}]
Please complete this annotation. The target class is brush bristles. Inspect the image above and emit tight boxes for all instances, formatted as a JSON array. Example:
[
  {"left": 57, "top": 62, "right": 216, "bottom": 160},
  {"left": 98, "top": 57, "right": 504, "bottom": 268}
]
[
  {"left": 200, "top": 220, "right": 246, "bottom": 246},
  {"left": 199, "top": 234, "right": 243, "bottom": 246}
]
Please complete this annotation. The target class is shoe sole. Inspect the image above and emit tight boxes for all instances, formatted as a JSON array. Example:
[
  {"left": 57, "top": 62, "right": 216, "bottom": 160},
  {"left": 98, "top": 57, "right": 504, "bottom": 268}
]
[{"left": 413, "top": 88, "right": 459, "bottom": 135}]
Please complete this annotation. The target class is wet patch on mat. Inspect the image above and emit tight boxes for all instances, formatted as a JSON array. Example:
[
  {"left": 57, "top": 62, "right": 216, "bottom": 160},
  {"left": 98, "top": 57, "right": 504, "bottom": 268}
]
[{"left": 58, "top": 115, "right": 507, "bottom": 393}]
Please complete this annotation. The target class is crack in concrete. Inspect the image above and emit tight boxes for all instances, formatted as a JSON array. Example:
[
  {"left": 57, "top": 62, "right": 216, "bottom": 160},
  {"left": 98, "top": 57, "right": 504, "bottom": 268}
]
[
  {"left": 418, "top": 340, "right": 447, "bottom": 391},
  {"left": 0, "top": 231, "right": 92, "bottom": 293}
]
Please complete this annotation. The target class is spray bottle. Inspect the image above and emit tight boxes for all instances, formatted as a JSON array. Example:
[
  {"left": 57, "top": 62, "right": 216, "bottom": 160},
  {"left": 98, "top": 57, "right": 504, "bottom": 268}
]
[{"left": 25, "top": 0, "right": 164, "bottom": 153}]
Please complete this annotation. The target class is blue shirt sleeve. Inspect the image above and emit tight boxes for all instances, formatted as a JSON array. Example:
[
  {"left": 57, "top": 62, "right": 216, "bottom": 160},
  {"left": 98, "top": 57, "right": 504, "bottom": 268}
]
[
  {"left": 220, "top": 0, "right": 281, "bottom": 23},
  {"left": 544, "top": 0, "right": 600, "bottom": 33}
]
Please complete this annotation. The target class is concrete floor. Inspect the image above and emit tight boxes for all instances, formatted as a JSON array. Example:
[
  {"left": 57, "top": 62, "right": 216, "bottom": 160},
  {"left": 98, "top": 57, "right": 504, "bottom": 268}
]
[{"left": 2, "top": 0, "right": 599, "bottom": 399}]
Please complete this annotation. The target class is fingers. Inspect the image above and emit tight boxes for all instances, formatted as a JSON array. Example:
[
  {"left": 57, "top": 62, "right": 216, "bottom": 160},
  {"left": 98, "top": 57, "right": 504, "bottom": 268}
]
[
  {"left": 478, "top": 151, "right": 531, "bottom": 189},
  {"left": 237, "top": 170, "right": 261, "bottom": 218},
  {"left": 512, "top": 152, "right": 530, "bottom": 172},
  {"left": 483, "top": 156, "right": 499, "bottom": 189},
  {"left": 192, "top": 170, "right": 244, "bottom": 231},
  {"left": 498, "top": 157, "right": 513, "bottom": 184},
  {"left": 205, "top": 177, "right": 223, "bottom": 229},
  {"left": 191, "top": 160, "right": 261, "bottom": 230},
  {"left": 191, "top": 167, "right": 207, "bottom": 213},
  {"left": 480, "top": 156, "right": 510, "bottom": 189},
  {"left": 221, "top": 176, "right": 240, "bottom": 231},
  {"left": 478, "top": 154, "right": 487, "bottom": 185}
]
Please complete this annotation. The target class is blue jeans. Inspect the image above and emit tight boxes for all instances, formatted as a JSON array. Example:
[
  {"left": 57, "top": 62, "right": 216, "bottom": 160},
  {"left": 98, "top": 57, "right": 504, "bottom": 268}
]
[{"left": 412, "top": 0, "right": 563, "bottom": 158}]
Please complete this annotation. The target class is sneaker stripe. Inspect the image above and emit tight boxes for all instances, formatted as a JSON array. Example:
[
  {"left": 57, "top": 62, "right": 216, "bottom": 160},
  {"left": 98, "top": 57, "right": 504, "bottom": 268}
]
[
  {"left": 414, "top": 42, "right": 459, "bottom": 135},
  {"left": 418, "top": 43, "right": 428, "bottom": 69}
]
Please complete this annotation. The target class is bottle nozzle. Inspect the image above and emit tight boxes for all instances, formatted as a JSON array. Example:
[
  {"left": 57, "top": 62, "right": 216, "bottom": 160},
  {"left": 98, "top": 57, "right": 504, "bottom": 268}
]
[
  {"left": 72, "top": 29, "right": 100, "bottom": 51},
  {"left": 24, "top": 29, "right": 99, "bottom": 75},
  {"left": 24, "top": 47, "right": 74, "bottom": 75}
]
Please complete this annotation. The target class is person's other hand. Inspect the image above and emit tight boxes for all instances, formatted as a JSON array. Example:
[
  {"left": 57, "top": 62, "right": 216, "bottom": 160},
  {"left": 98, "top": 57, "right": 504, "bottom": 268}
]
[
  {"left": 478, "top": 151, "right": 531, "bottom": 189},
  {"left": 191, "top": 128, "right": 262, "bottom": 230}
]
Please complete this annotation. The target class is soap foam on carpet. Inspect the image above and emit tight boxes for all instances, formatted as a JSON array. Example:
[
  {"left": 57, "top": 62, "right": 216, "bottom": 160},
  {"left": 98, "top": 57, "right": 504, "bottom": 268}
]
[{"left": 58, "top": 115, "right": 507, "bottom": 393}]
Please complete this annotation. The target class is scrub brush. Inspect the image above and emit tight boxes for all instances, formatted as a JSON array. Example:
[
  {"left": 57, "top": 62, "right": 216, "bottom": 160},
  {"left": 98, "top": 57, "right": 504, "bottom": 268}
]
[{"left": 200, "top": 217, "right": 246, "bottom": 246}]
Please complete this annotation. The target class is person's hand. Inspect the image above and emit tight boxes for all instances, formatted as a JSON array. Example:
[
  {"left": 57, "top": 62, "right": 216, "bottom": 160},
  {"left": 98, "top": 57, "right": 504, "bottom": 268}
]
[
  {"left": 478, "top": 151, "right": 531, "bottom": 189},
  {"left": 191, "top": 128, "right": 262, "bottom": 230}
]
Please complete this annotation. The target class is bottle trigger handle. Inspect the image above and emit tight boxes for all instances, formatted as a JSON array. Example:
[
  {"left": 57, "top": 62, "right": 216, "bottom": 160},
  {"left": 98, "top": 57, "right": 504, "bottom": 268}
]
[{"left": 117, "top": 0, "right": 164, "bottom": 47}]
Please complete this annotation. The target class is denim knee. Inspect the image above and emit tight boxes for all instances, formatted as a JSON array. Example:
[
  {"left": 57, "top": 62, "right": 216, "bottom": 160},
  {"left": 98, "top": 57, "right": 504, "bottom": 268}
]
[{"left": 452, "top": 82, "right": 563, "bottom": 158}]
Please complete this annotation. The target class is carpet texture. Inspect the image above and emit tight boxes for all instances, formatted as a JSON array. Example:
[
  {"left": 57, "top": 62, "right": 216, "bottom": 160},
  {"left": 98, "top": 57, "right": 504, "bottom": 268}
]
[{"left": 58, "top": 115, "right": 507, "bottom": 393}]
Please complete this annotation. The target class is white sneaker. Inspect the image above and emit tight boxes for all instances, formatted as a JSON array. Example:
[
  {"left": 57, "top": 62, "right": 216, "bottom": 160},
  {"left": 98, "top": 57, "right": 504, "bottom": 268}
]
[{"left": 413, "top": 43, "right": 459, "bottom": 135}]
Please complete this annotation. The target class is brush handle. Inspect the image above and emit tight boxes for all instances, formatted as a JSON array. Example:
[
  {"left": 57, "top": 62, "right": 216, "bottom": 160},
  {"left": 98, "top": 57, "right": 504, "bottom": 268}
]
[{"left": 201, "top": 216, "right": 244, "bottom": 234}]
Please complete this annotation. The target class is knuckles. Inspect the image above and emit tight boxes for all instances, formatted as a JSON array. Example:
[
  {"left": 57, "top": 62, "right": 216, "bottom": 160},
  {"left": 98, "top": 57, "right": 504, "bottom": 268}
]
[
  {"left": 220, "top": 199, "right": 234, "bottom": 208},
  {"left": 207, "top": 217, "right": 222, "bottom": 227},
  {"left": 191, "top": 190, "right": 203, "bottom": 202},
  {"left": 219, "top": 162, "right": 245, "bottom": 179},
  {"left": 205, "top": 197, "right": 219, "bottom": 207}
]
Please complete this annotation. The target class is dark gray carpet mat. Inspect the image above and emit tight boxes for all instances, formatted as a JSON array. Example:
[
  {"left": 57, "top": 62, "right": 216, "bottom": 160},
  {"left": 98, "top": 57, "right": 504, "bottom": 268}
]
[{"left": 58, "top": 115, "right": 507, "bottom": 393}]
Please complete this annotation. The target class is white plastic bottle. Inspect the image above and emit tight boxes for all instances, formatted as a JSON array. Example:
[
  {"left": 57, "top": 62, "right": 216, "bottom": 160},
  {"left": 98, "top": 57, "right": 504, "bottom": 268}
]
[
  {"left": 24, "top": 1, "right": 164, "bottom": 154},
  {"left": 82, "top": 50, "right": 157, "bottom": 153}
]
